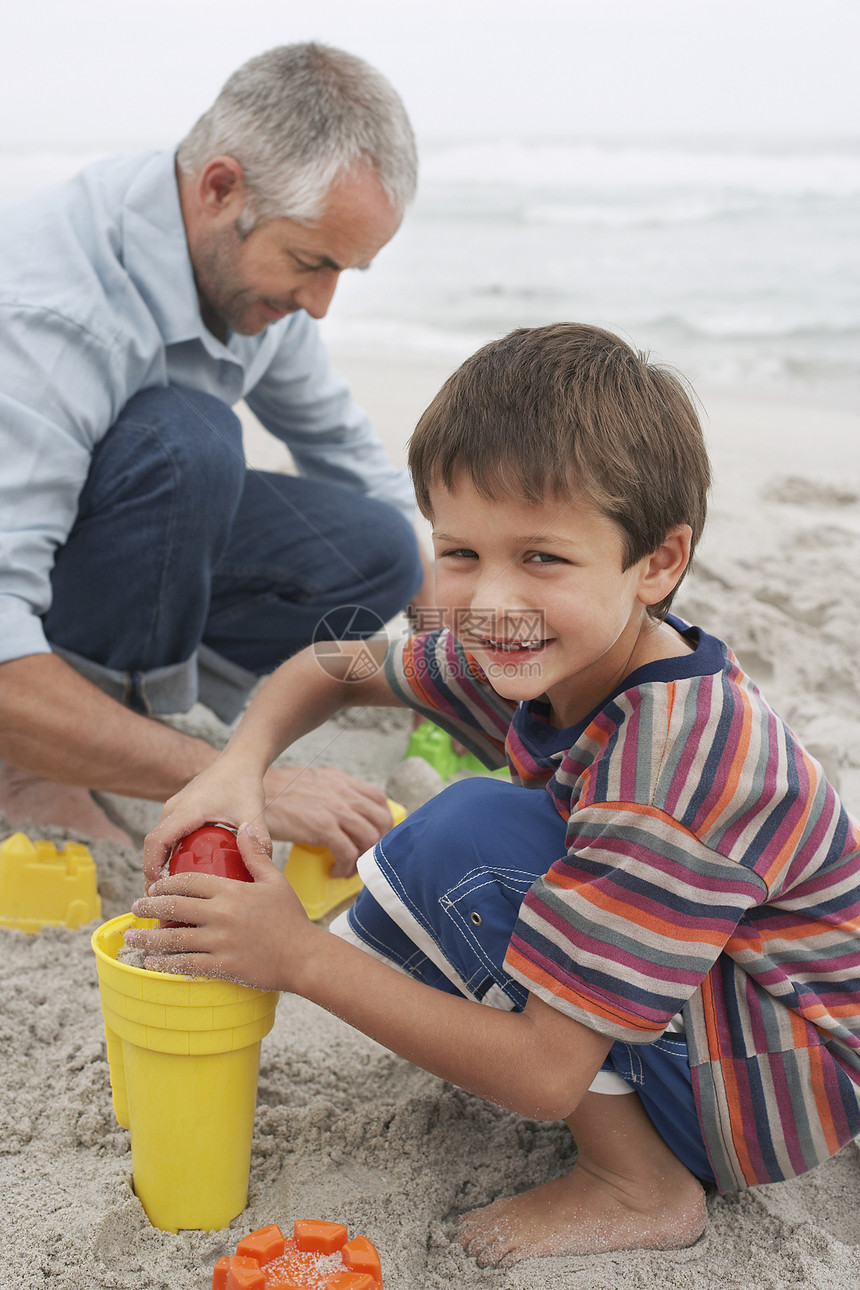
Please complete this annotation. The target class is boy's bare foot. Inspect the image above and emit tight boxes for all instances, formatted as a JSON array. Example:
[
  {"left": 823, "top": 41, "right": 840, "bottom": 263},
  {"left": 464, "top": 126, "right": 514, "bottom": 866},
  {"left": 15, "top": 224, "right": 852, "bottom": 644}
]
[
  {"left": 459, "top": 1088, "right": 707, "bottom": 1267},
  {"left": 0, "top": 763, "right": 133, "bottom": 846},
  {"left": 458, "top": 1156, "right": 706, "bottom": 1267}
]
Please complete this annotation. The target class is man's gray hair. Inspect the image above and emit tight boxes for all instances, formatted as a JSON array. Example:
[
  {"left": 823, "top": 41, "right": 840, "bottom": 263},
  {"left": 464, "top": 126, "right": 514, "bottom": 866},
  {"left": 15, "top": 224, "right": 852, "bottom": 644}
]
[{"left": 176, "top": 43, "right": 417, "bottom": 231}]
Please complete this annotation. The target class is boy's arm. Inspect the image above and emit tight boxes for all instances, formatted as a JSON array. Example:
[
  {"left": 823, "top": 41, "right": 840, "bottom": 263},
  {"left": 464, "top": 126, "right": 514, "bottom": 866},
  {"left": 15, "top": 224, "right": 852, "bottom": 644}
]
[
  {"left": 142, "top": 638, "right": 401, "bottom": 884},
  {"left": 130, "top": 826, "right": 612, "bottom": 1121}
]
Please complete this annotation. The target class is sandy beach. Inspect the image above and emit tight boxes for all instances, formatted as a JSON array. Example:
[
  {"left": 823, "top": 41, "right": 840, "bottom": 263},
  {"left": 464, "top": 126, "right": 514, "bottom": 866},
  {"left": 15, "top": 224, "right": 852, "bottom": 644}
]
[{"left": 1, "top": 351, "right": 859, "bottom": 1289}]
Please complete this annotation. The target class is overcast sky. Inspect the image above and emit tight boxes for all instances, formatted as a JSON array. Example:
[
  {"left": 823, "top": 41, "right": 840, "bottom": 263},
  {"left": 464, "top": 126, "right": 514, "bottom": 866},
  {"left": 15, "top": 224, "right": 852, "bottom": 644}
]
[{"left": 2, "top": 0, "right": 858, "bottom": 149}]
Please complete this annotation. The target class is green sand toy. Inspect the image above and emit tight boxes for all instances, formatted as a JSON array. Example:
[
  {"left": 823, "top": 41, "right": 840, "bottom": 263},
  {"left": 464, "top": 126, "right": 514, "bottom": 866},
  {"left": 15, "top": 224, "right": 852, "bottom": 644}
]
[{"left": 405, "top": 722, "right": 509, "bottom": 781}]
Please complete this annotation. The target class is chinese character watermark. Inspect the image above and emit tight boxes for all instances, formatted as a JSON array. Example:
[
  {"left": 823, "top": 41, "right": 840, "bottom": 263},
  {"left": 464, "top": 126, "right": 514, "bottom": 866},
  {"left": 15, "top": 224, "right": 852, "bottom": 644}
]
[{"left": 312, "top": 604, "right": 546, "bottom": 684}]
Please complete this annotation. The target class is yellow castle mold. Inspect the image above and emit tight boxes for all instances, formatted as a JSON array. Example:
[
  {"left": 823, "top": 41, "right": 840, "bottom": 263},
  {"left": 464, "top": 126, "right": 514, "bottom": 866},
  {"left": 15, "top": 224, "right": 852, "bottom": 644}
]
[
  {"left": 285, "top": 799, "right": 406, "bottom": 921},
  {"left": 0, "top": 831, "right": 102, "bottom": 933}
]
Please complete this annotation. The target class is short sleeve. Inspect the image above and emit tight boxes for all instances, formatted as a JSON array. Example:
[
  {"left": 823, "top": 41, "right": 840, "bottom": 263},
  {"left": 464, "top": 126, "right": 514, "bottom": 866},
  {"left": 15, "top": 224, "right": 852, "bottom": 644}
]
[
  {"left": 504, "top": 800, "right": 767, "bottom": 1041},
  {"left": 385, "top": 629, "right": 514, "bottom": 769}
]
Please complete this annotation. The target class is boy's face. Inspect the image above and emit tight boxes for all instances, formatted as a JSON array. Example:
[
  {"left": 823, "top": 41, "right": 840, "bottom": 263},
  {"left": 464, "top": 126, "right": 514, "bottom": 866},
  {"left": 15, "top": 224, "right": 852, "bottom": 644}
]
[{"left": 429, "top": 474, "right": 675, "bottom": 728}]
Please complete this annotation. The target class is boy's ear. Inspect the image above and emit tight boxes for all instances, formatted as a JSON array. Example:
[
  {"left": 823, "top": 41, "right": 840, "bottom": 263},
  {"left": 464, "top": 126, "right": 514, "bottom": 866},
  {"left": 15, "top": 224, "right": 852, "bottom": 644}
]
[{"left": 637, "top": 525, "right": 692, "bottom": 606}]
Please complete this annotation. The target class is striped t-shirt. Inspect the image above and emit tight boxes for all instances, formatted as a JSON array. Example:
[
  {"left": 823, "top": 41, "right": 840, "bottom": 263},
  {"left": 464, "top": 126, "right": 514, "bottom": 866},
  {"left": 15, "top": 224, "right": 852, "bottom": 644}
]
[{"left": 385, "top": 621, "right": 860, "bottom": 1193}]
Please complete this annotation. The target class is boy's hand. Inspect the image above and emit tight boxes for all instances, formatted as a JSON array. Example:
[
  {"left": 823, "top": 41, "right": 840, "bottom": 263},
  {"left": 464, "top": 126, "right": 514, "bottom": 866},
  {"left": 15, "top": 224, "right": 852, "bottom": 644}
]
[
  {"left": 142, "top": 760, "right": 268, "bottom": 888},
  {"left": 143, "top": 761, "right": 393, "bottom": 888},
  {"left": 128, "top": 823, "right": 321, "bottom": 991}
]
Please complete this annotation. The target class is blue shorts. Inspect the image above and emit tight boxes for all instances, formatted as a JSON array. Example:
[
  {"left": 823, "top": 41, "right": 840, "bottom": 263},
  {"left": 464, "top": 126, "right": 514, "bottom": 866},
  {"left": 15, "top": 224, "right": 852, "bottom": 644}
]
[{"left": 334, "top": 777, "right": 715, "bottom": 1184}]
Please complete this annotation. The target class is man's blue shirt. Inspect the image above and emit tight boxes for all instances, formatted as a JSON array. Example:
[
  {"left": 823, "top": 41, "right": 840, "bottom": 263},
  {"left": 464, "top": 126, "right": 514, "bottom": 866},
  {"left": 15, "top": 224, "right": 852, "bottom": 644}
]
[{"left": 0, "top": 148, "right": 413, "bottom": 662}]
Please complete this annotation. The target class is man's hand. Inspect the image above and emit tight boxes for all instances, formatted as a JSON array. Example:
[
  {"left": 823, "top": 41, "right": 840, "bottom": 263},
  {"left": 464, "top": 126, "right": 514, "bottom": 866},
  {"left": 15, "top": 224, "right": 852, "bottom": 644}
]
[
  {"left": 129, "top": 823, "right": 321, "bottom": 991},
  {"left": 142, "top": 757, "right": 393, "bottom": 887},
  {"left": 0, "top": 653, "right": 219, "bottom": 802},
  {"left": 261, "top": 764, "right": 393, "bottom": 875}
]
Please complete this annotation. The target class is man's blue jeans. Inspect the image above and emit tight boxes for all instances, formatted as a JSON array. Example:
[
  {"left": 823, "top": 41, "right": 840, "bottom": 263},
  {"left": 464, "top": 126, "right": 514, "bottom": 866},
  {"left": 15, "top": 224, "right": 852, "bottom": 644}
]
[{"left": 42, "top": 386, "right": 423, "bottom": 721}]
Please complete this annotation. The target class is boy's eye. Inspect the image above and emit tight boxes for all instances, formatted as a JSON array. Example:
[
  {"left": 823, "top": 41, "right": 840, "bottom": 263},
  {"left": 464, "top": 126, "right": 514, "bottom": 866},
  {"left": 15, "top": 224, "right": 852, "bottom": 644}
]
[
  {"left": 439, "top": 547, "right": 478, "bottom": 560},
  {"left": 525, "top": 551, "right": 564, "bottom": 565}
]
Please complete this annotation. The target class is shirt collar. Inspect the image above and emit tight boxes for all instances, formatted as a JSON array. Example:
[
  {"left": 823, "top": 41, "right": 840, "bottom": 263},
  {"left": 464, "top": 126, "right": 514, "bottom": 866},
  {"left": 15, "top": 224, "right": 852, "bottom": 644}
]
[{"left": 121, "top": 149, "right": 229, "bottom": 357}]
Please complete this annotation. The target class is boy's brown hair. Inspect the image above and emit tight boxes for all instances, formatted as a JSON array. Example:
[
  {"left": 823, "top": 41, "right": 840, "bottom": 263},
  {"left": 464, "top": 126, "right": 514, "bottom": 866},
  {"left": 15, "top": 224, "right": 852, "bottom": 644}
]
[{"left": 408, "top": 322, "right": 711, "bottom": 617}]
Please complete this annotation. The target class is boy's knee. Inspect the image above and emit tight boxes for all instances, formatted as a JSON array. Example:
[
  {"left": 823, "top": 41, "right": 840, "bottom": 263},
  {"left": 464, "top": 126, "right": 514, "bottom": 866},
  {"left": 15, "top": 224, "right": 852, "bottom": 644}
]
[{"left": 404, "top": 777, "right": 564, "bottom": 859}]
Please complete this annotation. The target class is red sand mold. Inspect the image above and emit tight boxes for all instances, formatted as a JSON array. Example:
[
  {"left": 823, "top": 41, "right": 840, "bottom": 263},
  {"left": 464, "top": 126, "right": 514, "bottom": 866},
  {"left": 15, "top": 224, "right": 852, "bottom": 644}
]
[
  {"left": 163, "top": 824, "right": 252, "bottom": 928},
  {"left": 212, "top": 1221, "right": 383, "bottom": 1289},
  {"left": 168, "top": 825, "right": 252, "bottom": 883}
]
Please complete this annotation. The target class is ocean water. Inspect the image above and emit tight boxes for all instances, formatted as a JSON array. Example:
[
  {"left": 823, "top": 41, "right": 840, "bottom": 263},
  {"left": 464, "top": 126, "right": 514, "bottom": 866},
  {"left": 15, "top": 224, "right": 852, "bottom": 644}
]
[
  {"left": 326, "top": 136, "right": 860, "bottom": 401},
  {"left": 3, "top": 137, "right": 859, "bottom": 400}
]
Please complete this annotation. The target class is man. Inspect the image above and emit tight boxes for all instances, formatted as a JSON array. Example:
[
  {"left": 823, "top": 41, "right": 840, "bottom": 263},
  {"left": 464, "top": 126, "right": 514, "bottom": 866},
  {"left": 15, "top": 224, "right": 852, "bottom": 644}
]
[{"left": 0, "top": 43, "right": 429, "bottom": 860}]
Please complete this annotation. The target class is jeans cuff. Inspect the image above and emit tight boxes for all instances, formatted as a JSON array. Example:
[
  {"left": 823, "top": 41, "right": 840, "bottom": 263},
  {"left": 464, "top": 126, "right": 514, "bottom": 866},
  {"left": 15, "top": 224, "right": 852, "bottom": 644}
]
[
  {"left": 52, "top": 644, "right": 200, "bottom": 717},
  {"left": 197, "top": 644, "right": 258, "bottom": 723}
]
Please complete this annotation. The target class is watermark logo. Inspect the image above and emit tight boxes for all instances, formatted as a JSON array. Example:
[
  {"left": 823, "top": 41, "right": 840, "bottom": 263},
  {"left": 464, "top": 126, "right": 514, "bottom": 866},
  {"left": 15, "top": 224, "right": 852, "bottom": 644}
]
[
  {"left": 312, "top": 605, "right": 387, "bottom": 682},
  {"left": 312, "top": 604, "right": 546, "bottom": 685}
]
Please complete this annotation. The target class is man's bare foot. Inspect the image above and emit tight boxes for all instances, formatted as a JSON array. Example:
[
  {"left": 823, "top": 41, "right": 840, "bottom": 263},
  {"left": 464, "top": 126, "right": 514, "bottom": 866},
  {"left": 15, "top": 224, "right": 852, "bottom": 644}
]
[
  {"left": 0, "top": 763, "right": 133, "bottom": 846},
  {"left": 458, "top": 1157, "right": 706, "bottom": 1268}
]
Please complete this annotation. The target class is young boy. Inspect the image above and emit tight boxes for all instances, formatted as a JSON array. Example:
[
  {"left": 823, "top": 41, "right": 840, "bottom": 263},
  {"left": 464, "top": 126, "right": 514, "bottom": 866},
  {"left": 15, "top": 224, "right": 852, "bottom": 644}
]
[{"left": 132, "top": 324, "right": 860, "bottom": 1268}]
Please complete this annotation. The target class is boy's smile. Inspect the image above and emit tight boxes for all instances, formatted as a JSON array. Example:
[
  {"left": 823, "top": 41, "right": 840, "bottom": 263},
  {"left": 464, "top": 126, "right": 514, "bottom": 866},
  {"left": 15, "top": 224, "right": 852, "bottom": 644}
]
[{"left": 429, "top": 474, "right": 692, "bottom": 728}]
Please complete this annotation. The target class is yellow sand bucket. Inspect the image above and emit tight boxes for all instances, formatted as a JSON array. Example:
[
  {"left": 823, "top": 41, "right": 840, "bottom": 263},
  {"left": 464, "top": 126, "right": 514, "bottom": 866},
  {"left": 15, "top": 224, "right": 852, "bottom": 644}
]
[
  {"left": 91, "top": 912, "right": 279, "bottom": 1233},
  {"left": 285, "top": 799, "right": 406, "bottom": 921}
]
